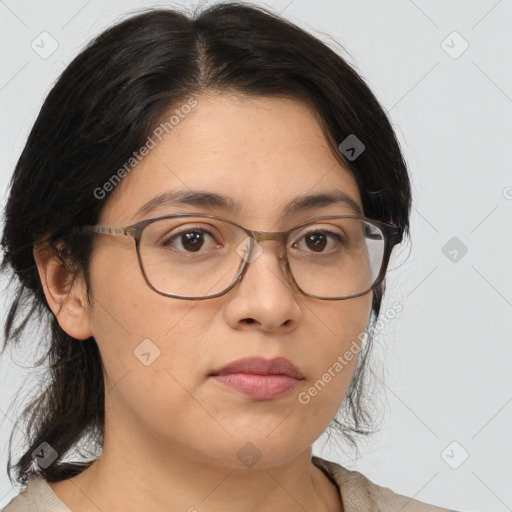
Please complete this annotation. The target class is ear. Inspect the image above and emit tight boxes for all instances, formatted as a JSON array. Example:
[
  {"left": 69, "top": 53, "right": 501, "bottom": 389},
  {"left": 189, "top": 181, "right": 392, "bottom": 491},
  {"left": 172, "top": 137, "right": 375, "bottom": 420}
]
[{"left": 33, "top": 242, "right": 93, "bottom": 340}]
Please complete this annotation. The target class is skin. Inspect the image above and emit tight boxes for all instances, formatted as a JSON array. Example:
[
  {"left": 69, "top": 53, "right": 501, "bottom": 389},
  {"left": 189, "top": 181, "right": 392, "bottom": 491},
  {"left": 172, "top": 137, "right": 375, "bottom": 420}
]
[{"left": 35, "top": 93, "right": 373, "bottom": 512}]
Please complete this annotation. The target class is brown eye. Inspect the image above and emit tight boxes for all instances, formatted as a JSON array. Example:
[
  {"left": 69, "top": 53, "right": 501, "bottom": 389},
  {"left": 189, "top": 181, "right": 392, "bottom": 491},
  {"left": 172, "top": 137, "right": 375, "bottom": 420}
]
[
  {"left": 293, "top": 228, "right": 343, "bottom": 254},
  {"left": 161, "top": 228, "right": 217, "bottom": 253},
  {"left": 180, "top": 231, "right": 205, "bottom": 252},
  {"left": 304, "top": 232, "right": 328, "bottom": 252}
]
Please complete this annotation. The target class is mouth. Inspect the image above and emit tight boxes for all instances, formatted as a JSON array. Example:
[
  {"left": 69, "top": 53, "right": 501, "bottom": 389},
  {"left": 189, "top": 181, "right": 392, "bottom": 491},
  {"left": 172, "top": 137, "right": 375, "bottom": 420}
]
[{"left": 209, "top": 356, "right": 305, "bottom": 401}]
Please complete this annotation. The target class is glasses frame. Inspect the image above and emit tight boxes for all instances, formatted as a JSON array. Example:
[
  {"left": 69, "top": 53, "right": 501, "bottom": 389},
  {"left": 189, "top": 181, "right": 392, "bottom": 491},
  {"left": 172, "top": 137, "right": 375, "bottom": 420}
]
[{"left": 74, "top": 213, "right": 403, "bottom": 300}]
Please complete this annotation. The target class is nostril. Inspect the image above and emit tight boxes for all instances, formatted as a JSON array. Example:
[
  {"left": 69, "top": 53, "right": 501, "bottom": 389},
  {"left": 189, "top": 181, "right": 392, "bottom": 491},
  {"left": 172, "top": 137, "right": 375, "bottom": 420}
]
[{"left": 243, "top": 318, "right": 256, "bottom": 324}]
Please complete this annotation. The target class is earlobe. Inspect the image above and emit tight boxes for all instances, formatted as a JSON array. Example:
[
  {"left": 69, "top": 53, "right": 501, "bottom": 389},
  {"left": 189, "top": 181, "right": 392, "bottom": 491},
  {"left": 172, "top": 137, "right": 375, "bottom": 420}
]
[{"left": 33, "top": 245, "right": 93, "bottom": 341}]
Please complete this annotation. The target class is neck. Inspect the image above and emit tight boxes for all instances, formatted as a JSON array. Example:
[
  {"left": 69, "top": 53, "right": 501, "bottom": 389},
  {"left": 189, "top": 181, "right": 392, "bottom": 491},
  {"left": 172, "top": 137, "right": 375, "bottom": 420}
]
[{"left": 49, "top": 434, "right": 343, "bottom": 512}]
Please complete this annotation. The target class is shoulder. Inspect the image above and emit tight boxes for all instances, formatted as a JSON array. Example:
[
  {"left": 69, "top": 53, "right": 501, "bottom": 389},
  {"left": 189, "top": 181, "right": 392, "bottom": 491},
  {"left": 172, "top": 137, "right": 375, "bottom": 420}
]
[
  {"left": 312, "top": 455, "right": 459, "bottom": 512},
  {"left": 1, "top": 476, "right": 71, "bottom": 512}
]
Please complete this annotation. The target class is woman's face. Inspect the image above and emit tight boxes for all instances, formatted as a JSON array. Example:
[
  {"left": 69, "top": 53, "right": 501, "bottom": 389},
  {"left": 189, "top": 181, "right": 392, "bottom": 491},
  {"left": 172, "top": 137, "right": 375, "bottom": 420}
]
[{"left": 78, "top": 93, "right": 372, "bottom": 468}]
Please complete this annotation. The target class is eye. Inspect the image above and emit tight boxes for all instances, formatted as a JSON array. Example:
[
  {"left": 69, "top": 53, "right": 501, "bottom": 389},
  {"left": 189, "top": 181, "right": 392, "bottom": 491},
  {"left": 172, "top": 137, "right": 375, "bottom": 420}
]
[
  {"left": 161, "top": 226, "right": 220, "bottom": 253},
  {"left": 292, "top": 228, "right": 344, "bottom": 253}
]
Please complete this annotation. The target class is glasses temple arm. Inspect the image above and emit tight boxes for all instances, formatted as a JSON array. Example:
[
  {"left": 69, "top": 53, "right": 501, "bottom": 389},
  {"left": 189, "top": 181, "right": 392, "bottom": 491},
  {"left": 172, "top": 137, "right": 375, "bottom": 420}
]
[{"left": 75, "top": 226, "right": 130, "bottom": 237}]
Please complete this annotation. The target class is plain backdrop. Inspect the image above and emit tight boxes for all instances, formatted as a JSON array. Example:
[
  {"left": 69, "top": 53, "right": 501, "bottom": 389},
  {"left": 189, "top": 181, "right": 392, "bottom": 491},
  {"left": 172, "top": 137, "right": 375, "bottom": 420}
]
[{"left": 1, "top": 1, "right": 511, "bottom": 511}]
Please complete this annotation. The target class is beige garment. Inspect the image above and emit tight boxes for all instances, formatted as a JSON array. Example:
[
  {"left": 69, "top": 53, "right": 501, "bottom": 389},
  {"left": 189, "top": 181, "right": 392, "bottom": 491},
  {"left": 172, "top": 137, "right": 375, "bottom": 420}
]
[{"left": 2, "top": 455, "right": 459, "bottom": 512}]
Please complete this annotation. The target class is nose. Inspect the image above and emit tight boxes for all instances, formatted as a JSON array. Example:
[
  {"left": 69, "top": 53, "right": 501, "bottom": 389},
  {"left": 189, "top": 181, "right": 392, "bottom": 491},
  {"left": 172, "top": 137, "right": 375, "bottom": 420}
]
[{"left": 223, "top": 240, "right": 302, "bottom": 333}]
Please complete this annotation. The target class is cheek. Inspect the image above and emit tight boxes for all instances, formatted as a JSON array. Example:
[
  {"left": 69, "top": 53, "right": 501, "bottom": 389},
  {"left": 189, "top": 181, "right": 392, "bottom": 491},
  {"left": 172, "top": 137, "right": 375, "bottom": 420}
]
[
  {"left": 85, "top": 256, "right": 222, "bottom": 446},
  {"left": 86, "top": 247, "right": 229, "bottom": 418},
  {"left": 298, "top": 292, "right": 372, "bottom": 362},
  {"left": 295, "top": 293, "right": 372, "bottom": 411}
]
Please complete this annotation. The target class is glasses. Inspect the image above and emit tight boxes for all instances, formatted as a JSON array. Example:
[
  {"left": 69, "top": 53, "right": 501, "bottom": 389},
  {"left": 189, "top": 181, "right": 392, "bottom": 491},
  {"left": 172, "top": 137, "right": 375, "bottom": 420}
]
[{"left": 74, "top": 213, "right": 403, "bottom": 300}]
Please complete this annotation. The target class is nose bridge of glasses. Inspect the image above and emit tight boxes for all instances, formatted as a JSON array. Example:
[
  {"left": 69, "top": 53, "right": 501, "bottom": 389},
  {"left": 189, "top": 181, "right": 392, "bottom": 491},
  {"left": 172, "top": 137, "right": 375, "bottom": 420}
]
[
  {"left": 247, "top": 229, "right": 288, "bottom": 257},
  {"left": 251, "top": 230, "right": 286, "bottom": 243}
]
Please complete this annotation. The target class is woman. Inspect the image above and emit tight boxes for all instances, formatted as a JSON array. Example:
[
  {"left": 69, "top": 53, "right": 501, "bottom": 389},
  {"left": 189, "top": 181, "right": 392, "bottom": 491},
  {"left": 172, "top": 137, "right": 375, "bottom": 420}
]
[{"left": 1, "top": 3, "right": 458, "bottom": 511}]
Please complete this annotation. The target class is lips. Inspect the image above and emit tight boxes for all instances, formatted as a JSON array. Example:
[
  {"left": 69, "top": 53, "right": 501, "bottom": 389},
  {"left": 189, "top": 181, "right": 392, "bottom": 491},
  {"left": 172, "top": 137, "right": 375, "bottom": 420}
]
[
  {"left": 209, "top": 356, "right": 305, "bottom": 400},
  {"left": 210, "top": 356, "right": 305, "bottom": 379}
]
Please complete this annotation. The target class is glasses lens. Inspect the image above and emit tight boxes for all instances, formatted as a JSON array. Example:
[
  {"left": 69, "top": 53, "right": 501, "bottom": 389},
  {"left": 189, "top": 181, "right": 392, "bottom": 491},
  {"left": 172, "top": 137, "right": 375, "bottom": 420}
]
[
  {"left": 139, "top": 216, "right": 247, "bottom": 298},
  {"left": 287, "top": 218, "right": 385, "bottom": 298}
]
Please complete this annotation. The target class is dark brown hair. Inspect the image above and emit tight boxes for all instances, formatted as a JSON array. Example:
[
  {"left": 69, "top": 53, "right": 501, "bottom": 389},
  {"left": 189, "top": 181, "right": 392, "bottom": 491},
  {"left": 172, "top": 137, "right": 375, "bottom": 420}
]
[{"left": 1, "top": 1, "right": 411, "bottom": 486}]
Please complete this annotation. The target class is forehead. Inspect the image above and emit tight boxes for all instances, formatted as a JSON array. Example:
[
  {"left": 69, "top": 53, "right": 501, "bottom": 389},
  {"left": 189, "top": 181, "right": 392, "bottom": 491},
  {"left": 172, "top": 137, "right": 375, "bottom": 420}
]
[{"left": 101, "top": 93, "right": 362, "bottom": 225}]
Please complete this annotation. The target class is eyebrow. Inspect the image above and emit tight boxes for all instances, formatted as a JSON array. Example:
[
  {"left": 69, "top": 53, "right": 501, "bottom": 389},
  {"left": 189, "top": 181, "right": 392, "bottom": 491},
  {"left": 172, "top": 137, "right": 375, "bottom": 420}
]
[{"left": 133, "top": 189, "right": 363, "bottom": 220}]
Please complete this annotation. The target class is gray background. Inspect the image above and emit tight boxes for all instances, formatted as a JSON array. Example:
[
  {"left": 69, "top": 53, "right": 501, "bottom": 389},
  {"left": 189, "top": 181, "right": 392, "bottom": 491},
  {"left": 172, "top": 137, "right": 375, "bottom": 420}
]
[{"left": 1, "top": 1, "right": 511, "bottom": 511}]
